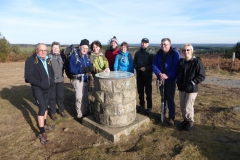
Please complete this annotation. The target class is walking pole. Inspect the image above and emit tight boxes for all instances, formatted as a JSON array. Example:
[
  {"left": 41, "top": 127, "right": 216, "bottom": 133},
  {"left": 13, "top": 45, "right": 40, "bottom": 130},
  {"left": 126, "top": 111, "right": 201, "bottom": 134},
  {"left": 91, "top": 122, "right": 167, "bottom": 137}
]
[{"left": 161, "top": 79, "right": 165, "bottom": 123}]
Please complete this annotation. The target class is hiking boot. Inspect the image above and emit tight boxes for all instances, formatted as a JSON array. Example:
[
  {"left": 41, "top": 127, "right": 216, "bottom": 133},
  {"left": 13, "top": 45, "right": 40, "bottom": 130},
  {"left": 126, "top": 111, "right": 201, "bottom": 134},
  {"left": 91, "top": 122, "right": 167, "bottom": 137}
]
[
  {"left": 168, "top": 119, "right": 175, "bottom": 126},
  {"left": 44, "top": 124, "right": 55, "bottom": 131},
  {"left": 178, "top": 120, "right": 188, "bottom": 129},
  {"left": 60, "top": 112, "right": 67, "bottom": 118},
  {"left": 51, "top": 114, "right": 58, "bottom": 121},
  {"left": 185, "top": 121, "right": 194, "bottom": 131},
  {"left": 136, "top": 105, "right": 144, "bottom": 113},
  {"left": 38, "top": 132, "right": 49, "bottom": 145},
  {"left": 146, "top": 108, "right": 152, "bottom": 115}
]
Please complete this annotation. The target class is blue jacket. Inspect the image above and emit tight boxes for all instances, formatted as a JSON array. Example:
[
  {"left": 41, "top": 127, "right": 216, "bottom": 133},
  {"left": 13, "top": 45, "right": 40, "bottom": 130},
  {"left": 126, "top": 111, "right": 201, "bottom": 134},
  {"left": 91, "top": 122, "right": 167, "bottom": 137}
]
[
  {"left": 69, "top": 49, "right": 92, "bottom": 82},
  {"left": 113, "top": 50, "right": 134, "bottom": 73},
  {"left": 152, "top": 47, "right": 181, "bottom": 82}
]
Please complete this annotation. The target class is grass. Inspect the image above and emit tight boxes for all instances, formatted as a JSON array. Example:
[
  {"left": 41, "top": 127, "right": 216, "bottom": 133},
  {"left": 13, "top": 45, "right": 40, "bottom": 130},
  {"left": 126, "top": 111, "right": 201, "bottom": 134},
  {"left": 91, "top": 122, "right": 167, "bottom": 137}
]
[{"left": 0, "top": 62, "right": 240, "bottom": 160}]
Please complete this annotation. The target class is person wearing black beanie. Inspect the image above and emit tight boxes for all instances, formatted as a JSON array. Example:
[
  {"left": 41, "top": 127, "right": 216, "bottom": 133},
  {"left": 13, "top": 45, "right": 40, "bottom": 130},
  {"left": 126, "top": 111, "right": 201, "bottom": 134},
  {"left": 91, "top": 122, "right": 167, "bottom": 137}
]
[
  {"left": 68, "top": 38, "right": 93, "bottom": 119},
  {"left": 80, "top": 39, "right": 89, "bottom": 46}
]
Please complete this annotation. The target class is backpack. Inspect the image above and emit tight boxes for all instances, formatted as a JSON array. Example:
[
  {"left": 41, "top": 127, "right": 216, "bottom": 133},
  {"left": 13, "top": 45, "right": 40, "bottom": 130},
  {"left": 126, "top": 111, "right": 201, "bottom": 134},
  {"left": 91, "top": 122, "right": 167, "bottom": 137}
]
[{"left": 61, "top": 45, "right": 79, "bottom": 79}]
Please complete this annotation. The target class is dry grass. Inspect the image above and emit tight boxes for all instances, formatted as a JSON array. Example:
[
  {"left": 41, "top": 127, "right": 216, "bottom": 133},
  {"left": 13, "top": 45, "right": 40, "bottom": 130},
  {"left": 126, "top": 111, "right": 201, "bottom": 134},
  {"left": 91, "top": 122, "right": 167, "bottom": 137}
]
[
  {"left": 0, "top": 62, "right": 240, "bottom": 160},
  {"left": 201, "top": 56, "right": 240, "bottom": 72}
]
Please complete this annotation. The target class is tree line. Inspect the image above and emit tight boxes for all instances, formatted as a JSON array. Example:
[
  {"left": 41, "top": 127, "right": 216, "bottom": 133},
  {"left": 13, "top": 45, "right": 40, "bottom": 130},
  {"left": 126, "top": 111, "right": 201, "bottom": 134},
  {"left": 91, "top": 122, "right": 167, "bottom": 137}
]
[{"left": 0, "top": 32, "right": 239, "bottom": 62}]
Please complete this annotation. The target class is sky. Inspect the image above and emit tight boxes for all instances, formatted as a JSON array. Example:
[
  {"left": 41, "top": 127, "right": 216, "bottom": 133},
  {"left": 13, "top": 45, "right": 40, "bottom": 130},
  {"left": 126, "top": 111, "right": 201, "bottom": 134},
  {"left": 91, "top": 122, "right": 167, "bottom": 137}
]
[{"left": 0, "top": 0, "right": 240, "bottom": 45}]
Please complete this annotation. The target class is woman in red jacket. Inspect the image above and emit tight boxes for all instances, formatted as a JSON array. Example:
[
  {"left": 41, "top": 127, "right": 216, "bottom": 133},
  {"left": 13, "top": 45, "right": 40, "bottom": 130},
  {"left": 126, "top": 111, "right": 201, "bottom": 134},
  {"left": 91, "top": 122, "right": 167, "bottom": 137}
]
[{"left": 105, "top": 36, "right": 119, "bottom": 71}]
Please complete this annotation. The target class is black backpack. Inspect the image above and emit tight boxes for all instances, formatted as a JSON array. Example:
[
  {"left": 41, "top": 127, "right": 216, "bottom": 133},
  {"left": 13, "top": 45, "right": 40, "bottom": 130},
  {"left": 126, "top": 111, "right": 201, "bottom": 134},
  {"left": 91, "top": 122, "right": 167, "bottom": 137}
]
[{"left": 61, "top": 45, "right": 79, "bottom": 79}]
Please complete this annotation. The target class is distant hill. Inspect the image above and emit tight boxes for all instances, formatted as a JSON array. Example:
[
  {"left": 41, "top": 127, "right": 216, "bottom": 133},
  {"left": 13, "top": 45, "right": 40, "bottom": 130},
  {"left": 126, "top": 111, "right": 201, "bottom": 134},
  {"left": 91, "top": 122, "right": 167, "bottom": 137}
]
[
  {"left": 14, "top": 43, "right": 235, "bottom": 47},
  {"left": 128, "top": 43, "right": 235, "bottom": 48}
]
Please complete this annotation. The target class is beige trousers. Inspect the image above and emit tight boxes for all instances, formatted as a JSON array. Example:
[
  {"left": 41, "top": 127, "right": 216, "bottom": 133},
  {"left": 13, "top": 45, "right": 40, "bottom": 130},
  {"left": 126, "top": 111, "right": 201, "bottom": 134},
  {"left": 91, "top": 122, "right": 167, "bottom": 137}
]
[
  {"left": 72, "top": 80, "right": 89, "bottom": 118},
  {"left": 179, "top": 91, "right": 198, "bottom": 122}
]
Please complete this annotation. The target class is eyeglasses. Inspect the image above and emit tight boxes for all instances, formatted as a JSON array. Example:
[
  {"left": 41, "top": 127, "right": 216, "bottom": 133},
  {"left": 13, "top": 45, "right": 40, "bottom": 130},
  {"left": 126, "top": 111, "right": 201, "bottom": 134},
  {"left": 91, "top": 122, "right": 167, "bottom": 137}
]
[
  {"left": 161, "top": 44, "right": 170, "bottom": 46},
  {"left": 182, "top": 49, "right": 190, "bottom": 52},
  {"left": 38, "top": 50, "right": 48, "bottom": 53}
]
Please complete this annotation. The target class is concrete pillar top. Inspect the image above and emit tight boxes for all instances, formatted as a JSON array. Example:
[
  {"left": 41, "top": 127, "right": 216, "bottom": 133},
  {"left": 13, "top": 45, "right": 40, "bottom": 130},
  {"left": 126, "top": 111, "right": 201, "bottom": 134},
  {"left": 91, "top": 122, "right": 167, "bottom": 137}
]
[{"left": 95, "top": 71, "right": 134, "bottom": 79}]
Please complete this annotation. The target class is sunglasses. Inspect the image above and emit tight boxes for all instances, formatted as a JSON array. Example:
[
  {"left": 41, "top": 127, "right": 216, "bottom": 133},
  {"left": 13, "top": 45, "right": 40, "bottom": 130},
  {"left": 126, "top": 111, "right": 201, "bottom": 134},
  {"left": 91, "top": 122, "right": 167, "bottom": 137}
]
[{"left": 182, "top": 49, "right": 190, "bottom": 52}]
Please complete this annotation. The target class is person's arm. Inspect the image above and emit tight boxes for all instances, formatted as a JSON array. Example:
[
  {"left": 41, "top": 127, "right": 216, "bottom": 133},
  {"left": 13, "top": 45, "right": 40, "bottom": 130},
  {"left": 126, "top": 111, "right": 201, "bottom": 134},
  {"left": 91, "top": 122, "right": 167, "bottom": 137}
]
[
  {"left": 25, "top": 57, "right": 39, "bottom": 85},
  {"left": 133, "top": 51, "right": 138, "bottom": 70},
  {"left": 129, "top": 54, "right": 134, "bottom": 73},
  {"left": 152, "top": 53, "right": 161, "bottom": 79},
  {"left": 145, "top": 49, "right": 155, "bottom": 72},
  {"left": 69, "top": 53, "right": 82, "bottom": 75},
  {"left": 103, "top": 57, "right": 110, "bottom": 72},
  {"left": 165, "top": 51, "right": 182, "bottom": 79},
  {"left": 113, "top": 55, "right": 119, "bottom": 71},
  {"left": 192, "top": 59, "right": 206, "bottom": 84}
]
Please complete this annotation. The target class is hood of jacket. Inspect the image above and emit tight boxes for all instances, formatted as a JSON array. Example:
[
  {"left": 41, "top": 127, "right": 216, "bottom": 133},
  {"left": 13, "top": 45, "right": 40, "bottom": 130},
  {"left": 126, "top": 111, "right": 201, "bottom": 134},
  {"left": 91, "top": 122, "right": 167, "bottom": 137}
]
[{"left": 119, "top": 50, "right": 130, "bottom": 57}]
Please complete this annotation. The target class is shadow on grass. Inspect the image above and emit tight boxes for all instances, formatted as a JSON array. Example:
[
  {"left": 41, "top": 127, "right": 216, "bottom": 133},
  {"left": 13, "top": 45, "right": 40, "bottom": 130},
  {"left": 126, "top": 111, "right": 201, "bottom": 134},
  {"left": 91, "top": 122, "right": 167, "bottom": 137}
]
[
  {"left": 170, "top": 124, "right": 240, "bottom": 159},
  {"left": 0, "top": 85, "right": 39, "bottom": 134},
  {"left": 143, "top": 112, "right": 240, "bottom": 159},
  {"left": 0, "top": 83, "right": 79, "bottom": 135}
]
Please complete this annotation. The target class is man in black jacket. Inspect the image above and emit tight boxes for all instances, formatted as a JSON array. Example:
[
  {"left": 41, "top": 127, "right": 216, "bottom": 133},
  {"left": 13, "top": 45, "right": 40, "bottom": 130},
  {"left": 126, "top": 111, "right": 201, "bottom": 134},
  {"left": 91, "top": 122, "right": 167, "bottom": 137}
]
[
  {"left": 134, "top": 38, "right": 155, "bottom": 114},
  {"left": 25, "top": 43, "right": 55, "bottom": 144}
]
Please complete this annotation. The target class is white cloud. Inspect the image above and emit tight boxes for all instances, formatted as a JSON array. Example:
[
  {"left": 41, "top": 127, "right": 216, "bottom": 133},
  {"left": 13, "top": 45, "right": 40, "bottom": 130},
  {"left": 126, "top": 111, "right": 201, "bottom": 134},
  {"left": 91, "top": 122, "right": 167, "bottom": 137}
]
[{"left": 0, "top": 0, "right": 240, "bottom": 44}]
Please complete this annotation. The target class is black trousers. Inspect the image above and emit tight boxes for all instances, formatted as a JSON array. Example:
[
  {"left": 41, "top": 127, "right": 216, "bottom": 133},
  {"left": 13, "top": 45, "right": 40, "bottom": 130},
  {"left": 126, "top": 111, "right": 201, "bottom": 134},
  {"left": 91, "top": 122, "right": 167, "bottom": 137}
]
[
  {"left": 32, "top": 88, "right": 50, "bottom": 116},
  {"left": 48, "top": 82, "right": 65, "bottom": 114},
  {"left": 160, "top": 81, "right": 176, "bottom": 120},
  {"left": 136, "top": 73, "right": 152, "bottom": 109}
]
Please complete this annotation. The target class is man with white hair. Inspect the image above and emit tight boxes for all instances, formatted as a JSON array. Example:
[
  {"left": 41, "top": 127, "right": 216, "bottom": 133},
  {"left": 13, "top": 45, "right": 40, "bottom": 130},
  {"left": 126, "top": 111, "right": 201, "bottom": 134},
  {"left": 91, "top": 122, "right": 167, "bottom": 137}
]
[{"left": 24, "top": 43, "right": 55, "bottom": 144}]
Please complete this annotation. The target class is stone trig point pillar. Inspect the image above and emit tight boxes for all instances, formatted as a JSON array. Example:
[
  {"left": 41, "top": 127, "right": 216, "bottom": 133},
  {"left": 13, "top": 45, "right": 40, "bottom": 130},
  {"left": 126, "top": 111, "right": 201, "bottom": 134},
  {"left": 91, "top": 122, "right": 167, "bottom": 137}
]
[
  {"left": 94, "top": 71, "right": 136, "bottom": 127},
  {"left": 82, "top": 71, "right": 150, "bottom": 143}
]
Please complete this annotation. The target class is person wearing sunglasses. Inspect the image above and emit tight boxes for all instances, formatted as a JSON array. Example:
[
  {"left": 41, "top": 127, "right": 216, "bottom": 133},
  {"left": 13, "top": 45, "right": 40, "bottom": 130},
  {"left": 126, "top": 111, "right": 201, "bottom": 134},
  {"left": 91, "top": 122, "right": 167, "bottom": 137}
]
[
  {"left": 152, "top": 38, "right": 181, "bottom": 126},
  {"left": 176, "top": 44, "right": 205, "bottom": 131}
]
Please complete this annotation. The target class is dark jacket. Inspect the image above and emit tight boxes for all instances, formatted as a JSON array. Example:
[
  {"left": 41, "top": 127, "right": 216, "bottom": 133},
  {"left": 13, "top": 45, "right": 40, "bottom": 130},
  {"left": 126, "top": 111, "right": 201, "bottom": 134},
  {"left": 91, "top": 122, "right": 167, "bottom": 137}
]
[
  {"left": 134, "top": 47, "right": 155, "bottom": 75},
  {"left": 177, "top": 57, "right": 205, "bottom": 93},
  {"left": 152, "top": 47, "right": 181, "bottom": 82},
  {"left": 24, "top": 54, "right": 55, "bottom": 91}
]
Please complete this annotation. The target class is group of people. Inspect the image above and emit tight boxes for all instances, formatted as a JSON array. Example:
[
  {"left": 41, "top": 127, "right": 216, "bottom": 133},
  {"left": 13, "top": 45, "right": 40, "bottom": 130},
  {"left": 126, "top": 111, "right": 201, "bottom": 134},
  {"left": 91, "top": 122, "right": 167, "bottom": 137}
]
[{"left": 24, "top": 36, "right": 205, "bottom": 145}]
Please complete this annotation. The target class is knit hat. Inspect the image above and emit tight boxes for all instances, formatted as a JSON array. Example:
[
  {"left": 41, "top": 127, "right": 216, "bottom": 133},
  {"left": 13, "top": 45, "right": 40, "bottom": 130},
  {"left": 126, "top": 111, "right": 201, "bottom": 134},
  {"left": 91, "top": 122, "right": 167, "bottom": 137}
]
[
  {"left": 80, "top": 39, "right": 89, "bottom": 46},
  {"left": 110, "top": 36, "right": 118, "bottom": 44},
  {"left": 141, "top": 38, "right": 149, "bottom": 43}
]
